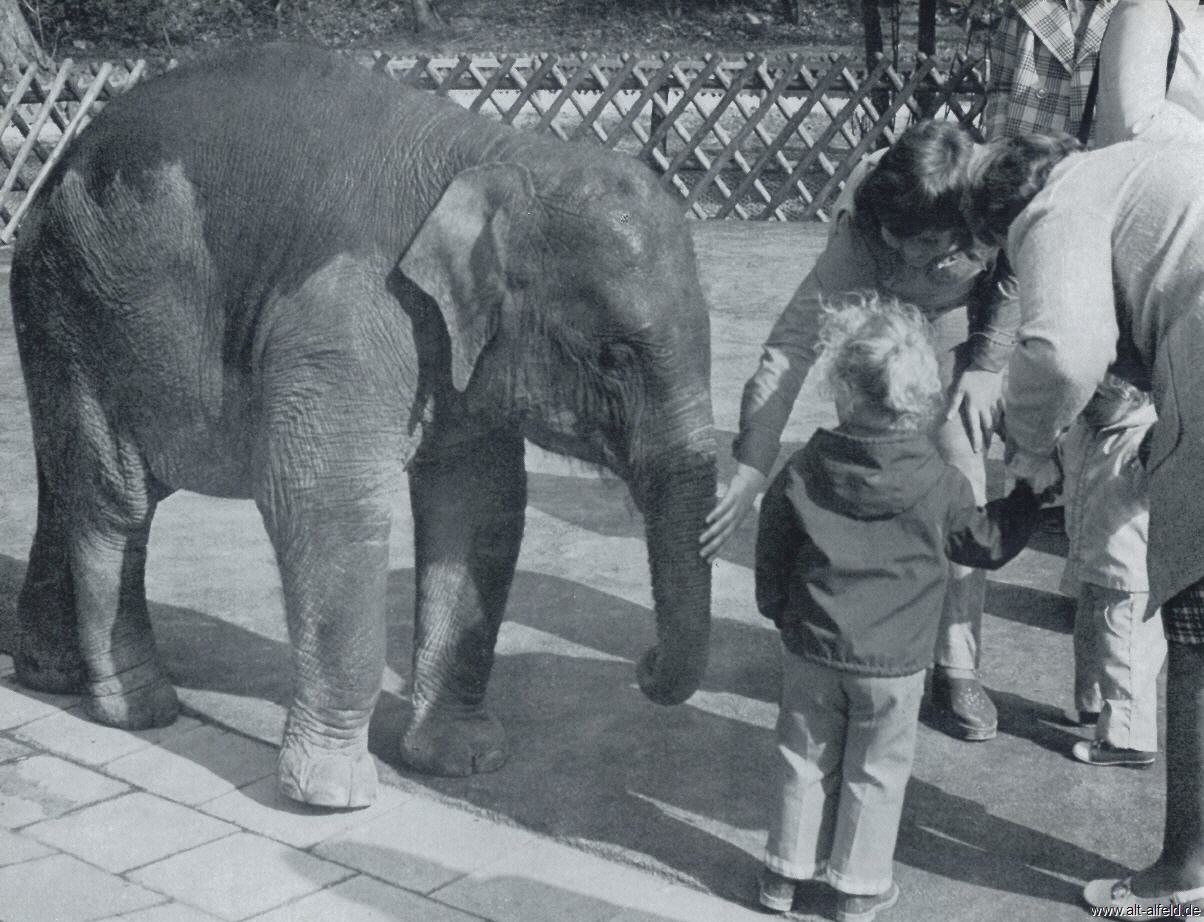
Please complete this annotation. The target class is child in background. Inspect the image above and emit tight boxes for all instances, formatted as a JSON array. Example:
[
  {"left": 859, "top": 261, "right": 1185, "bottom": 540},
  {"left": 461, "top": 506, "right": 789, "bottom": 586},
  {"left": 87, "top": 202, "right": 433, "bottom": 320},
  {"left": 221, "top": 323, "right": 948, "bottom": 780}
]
[
  {"left": 1057, "top": 373, "right": 1165, "bottom": 767},
  {"left": 754, "top": 295, "right": 1041, "bottom": 921}
]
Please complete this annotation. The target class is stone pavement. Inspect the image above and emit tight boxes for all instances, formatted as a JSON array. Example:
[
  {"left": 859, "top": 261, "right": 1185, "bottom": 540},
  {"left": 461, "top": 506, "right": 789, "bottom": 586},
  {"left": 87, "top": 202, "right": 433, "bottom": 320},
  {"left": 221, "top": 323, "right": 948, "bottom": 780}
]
[
  {"left": 0, "top": 224, "right": 1168, "bottom": 921},
  {"left": 0, "top": 648, "right": 776, "bottom": 922}
]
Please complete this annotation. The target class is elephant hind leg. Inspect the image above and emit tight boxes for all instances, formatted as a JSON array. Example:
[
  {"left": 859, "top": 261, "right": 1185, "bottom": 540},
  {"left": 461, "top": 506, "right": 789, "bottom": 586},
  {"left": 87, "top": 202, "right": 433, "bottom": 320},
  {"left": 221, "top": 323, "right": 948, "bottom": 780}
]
[
  {"left": 20, "top": 381, "right": 177, "bottom": 729},
  {"left": 16, "top": 461, "right": 85, "bottom": 693}
]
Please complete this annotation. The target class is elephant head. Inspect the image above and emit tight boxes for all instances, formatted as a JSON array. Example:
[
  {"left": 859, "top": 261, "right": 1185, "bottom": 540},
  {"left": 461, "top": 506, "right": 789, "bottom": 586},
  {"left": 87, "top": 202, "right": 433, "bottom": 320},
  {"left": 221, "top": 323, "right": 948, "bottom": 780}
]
[{"left": 400, "top": 154, "right": 716, "bottom": 706}]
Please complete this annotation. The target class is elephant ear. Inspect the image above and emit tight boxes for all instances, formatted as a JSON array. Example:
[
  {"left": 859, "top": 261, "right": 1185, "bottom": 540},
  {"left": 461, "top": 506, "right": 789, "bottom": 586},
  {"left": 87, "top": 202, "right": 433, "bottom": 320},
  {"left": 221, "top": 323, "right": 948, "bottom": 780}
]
[{"left": 399, "top": 163, "right": 536, "bottom": 392}]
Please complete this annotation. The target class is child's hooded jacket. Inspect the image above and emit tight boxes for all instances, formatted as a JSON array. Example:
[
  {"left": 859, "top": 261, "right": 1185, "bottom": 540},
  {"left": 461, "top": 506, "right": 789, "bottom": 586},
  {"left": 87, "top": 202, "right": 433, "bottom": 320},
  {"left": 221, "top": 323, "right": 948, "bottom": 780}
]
[{"left": 755, "top": 427, "right": 1039, "bottom": 676}]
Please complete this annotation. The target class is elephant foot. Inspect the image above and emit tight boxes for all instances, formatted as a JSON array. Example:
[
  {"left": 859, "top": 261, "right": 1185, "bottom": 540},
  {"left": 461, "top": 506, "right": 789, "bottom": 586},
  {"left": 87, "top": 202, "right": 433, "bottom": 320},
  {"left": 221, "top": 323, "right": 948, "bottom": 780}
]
[
  {"left": 14, "top": 646, "right": 86, "bottom": 695},
  {"left": 278, "top": 735, "right": 377, "bottom": 809},
  {"left": 84, "top": 661, "right": 180, "bottom": 730},
  {"left": 401, "top": 703, "right": 507, "bottom": 776}
]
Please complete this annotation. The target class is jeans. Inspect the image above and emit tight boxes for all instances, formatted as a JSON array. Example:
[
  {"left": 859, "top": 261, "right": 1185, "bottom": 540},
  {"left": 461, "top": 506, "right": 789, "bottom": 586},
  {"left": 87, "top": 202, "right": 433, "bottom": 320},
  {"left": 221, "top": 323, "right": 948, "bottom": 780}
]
[
  {"left": 932, "top": 308, "right": 989, "bottom": 677},
  {"left": 765, "top": 646, "right": 925, "bottom": 896},
  {"left": 1074, "top": 582, "right": 1166, "bottom": 752}
]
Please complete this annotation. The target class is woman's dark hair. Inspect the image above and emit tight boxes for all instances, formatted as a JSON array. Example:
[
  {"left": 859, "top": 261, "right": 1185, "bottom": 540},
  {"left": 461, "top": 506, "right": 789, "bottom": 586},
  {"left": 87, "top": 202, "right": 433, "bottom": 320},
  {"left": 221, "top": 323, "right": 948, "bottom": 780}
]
[
  {"left": 962, "top": 132, "right": 1084, "bottom": 246},
  {"left": 853, "top": 120, "right": 976, "bottom": 238}
]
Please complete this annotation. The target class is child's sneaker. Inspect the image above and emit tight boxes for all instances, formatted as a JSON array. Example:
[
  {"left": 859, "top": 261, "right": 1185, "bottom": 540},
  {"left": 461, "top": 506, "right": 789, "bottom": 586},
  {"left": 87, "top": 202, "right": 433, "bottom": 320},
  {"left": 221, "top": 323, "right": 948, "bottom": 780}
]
[
  {"left": 836, "top": 882, "right": 900, "bottom": 922},
  {"left": 1072, "top": 739, "right": 1155, "bottom": 767},
  {"left": 757, "top": 867, "right": 798, "bottom": 913}
]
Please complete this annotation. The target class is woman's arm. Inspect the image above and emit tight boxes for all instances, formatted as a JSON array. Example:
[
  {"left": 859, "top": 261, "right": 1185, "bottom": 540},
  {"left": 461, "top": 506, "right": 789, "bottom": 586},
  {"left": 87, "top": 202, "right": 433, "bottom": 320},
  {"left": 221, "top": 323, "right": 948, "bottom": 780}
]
[
  {"left": 1004, "top": 192, "right": 1120, "bottom": 466},
  {"left": 945, "top": 253, "right": 1020, "bottom": 451},
  {"left": 1095, "top": 0, "right": 1177, "bottom": 146},
  {"left": 701, "top": 214, "right": 878, "bottom": 560}
]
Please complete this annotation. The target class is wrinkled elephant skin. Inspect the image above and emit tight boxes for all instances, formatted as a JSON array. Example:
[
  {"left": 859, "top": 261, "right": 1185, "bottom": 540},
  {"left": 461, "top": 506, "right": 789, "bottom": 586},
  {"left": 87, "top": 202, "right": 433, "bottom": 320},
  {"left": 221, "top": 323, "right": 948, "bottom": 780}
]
[{"left": 9, "top": 43, "right": 717, "bottom": 806}]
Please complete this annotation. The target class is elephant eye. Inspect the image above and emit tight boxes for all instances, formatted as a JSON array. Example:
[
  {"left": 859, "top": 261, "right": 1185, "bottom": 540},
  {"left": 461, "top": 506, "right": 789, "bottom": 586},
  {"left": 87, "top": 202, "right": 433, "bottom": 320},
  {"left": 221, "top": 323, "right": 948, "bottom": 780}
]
[{"left": 599, "top": 342, "right": 635, "bottom": 374}]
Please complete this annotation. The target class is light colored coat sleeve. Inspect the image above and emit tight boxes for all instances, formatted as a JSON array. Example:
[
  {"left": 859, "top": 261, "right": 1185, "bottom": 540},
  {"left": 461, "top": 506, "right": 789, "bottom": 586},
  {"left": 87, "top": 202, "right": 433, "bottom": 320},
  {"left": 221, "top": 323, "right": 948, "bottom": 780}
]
[
  {"left": 731, "top": 212, "right": 878, "bottom": 475},
  {"left": 1003, "top": 185, "right": 1120, "bottom": 465},
  {"left": 1095, "top": 0, "right": 1178, "bottom": 146}
]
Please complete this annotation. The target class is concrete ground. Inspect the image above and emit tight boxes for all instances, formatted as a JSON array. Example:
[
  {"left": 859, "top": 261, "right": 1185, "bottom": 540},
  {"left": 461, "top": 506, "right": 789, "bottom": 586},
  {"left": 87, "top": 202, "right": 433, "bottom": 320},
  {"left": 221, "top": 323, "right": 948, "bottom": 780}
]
[{"left": 0, "top": 223, "right": 1166, "bottom": 921}]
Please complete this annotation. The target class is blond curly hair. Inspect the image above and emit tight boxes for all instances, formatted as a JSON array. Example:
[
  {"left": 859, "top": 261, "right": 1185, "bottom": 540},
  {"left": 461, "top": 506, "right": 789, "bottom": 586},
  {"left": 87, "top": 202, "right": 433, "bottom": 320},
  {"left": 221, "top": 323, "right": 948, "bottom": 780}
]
[{"left": 818, "top": 293, "right": 943, "bottom": 432}]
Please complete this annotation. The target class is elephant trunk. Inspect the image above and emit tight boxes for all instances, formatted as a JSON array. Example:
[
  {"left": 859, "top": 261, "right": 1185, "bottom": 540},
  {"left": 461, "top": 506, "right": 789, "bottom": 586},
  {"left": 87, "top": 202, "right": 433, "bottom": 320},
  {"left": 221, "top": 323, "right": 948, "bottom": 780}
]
[{"left": 632, "top": 422, "right": 717, "bottom": 706}]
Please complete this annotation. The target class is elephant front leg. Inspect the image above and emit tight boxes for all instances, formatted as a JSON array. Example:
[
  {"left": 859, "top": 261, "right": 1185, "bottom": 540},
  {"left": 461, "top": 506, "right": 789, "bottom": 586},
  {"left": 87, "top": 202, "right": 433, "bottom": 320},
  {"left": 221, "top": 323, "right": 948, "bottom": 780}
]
[
  {"left": 261, "top": 493, "right": 391, "bottom": 809},
  {"left": 402, "top": 431, "right": 526, "bottom": 776}
]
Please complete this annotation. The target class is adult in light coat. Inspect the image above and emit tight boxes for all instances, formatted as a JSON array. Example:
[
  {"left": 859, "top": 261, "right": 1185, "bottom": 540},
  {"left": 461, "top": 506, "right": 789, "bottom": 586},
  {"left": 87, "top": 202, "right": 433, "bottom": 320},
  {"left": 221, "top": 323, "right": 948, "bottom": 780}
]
[
  {"left": 962, "top": 113, "right": 1204, "bottom": 913},
  {"left": 1095, "top": 0, "right": 1204, "bottom": 146}
]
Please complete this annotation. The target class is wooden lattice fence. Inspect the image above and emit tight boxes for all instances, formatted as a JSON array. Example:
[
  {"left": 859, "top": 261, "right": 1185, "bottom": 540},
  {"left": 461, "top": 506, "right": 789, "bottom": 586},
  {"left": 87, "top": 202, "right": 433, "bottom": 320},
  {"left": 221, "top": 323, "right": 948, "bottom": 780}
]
[{"left": 0, "top": 50, "right": 987, "bottom": 241}]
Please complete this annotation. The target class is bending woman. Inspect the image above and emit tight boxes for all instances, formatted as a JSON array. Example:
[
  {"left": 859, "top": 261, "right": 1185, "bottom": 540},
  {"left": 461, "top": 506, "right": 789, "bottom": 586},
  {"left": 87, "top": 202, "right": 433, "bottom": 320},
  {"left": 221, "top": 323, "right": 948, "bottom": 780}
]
[
  {"left": 963, "top": 120, "right": 1204, "bottom": 914},
  {"left": 701, "top": 120, "right": 1018, "bottom": 741}
]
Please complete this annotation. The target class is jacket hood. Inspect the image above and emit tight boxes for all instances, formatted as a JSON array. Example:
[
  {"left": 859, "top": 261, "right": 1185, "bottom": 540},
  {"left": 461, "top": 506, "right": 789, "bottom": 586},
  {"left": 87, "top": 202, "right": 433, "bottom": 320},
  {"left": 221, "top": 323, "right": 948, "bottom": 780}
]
[{"left": 801, "top": 427, "right": 948, "bottom": 519}]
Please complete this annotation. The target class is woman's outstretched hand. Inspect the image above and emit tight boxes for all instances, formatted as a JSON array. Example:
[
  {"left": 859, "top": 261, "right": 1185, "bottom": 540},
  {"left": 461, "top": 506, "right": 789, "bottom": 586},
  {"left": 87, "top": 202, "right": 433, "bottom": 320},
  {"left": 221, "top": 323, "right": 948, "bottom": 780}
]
[
  {"left": 945, "top": 367, "right": 1003, "bottom": 453},
  {"left": 700, "top": 462, "right": 767, "bottom": 562}
]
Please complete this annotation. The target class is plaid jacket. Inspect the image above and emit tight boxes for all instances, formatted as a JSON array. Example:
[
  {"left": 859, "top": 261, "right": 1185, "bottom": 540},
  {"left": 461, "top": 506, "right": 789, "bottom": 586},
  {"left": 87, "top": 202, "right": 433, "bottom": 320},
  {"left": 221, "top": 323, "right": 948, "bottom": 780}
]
[{"left": 984, "top": 0, "right": 1119, "bottom": 140}]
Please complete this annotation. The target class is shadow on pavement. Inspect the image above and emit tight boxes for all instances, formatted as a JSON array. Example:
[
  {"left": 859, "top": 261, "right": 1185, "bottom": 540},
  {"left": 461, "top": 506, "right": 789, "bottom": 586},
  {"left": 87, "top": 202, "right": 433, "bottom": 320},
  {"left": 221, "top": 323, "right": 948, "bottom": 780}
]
[
  {"left": 897, "top": 777, "right": 1130, "bottom": 903},
  {"left": 0, "top": 550, "right": 1129, "bottom": 911},
  {"left": 985, "top": 581, "right": 1074, "bottom": 633}
]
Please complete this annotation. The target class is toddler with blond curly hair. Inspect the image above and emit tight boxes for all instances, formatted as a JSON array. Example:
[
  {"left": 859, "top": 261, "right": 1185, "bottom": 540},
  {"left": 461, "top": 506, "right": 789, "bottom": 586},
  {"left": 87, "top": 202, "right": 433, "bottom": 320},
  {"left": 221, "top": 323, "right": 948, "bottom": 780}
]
[{"left": 755, "top": 294, "right": 1042, "bottom": 921}]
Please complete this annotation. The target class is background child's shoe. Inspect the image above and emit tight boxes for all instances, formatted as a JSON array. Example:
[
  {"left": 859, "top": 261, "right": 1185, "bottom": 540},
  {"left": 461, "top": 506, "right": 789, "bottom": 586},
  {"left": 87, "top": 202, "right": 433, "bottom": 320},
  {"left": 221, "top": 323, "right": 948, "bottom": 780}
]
[
  {"left": 836, "top": 882, "right": 900, "bottom": 921},
  {"left": 758, "top": 867, "right": 798, "bottom": 913},
  {"left": 930, "top": 669, "right": 997, "bottom": 741},
  {"left": 1072, "top": 739, "right": 1155, "bottom": 767}
]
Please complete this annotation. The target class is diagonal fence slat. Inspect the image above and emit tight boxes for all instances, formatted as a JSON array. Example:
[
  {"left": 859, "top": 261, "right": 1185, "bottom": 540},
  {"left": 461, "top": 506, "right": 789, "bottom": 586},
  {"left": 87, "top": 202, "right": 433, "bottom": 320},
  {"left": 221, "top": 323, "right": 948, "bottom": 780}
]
[
  {"left": 719, "top": 56, "right": 817, "bottom": 217},
  {"left": 468, "top": 55, "right": 518, "bottom": 114},
  {"left": 644, "top": 64, "right": 750, "bottom": 218},
  {"left": 755, "top": 54, "right": 893, "bottom": 220},
  {"left": 639, "top": 54, "right": 724, "bottom": 160},
  {"left": 570, "top": 55, "right": 641, "bottom": 143},
  {"left": 799, "top": 57, "right": 940, "bottom": 222},
  {"left": 507, "top": 58, "right": 571, "bottom": 141},
  {"left": 0, "top": 62, "right": 75, "bottom": 218},
  {"left": 434, "top": 55, "right": 474, "bottom": 97},
  {"left": 683, "top": 54, "right": 803, "bottom": 214},
  {"left": 0, "top": 50, "right": 993, "bottom": 232},
  {"left": 502, "top": 54, "right": 560, "bottom": 124},
  {"left": 663, "top": 54, "right": 764, "bottom": 182},
  {"left": 714, "top": 58, "right": 847, "bottom": 219},
  {"left": 2, "top": 62, "right": 114, "bottom": 243}
]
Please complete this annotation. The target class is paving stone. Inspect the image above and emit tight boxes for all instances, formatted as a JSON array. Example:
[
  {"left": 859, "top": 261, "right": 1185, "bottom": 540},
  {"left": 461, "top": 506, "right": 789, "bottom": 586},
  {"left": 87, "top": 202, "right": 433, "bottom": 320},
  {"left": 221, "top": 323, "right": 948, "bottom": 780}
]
[
  {"left": 432, "top": 837, "right": 676, "bottom": 922},
  {"left": 246, "top": 874, "right": 486, "bottom": 922},
  {"left": 0, "top": 753, "right": 128, "bottom": 827},
  {"left": 0, "top": 826, "right": 55, "bottom": 865},
  {"left": 0, "top": 652, "right": 13, "bottom": 676},
  {"left": 129, "top": 831, "right": 352, "bottom": 921},
  {"left": 26, "top": 791, "right": 238, "bottom": 872},
  {"left": 0, "top": 853, "right": 163, "bottom": 922},
  {"left": 200, "top": 774, "right": 409, "bottom": 849},
  {"left": 104, "top": 724, "right": 277, "bottom": 806},
  {"left": 0, "top": 733, "right": 32, "bottom": 761},
  {"left": 98, "top": 904, "right": 223, "bottom": 922},
  {"left": 0, "top": 677, "right": 78, "bottom": 730},
  {"left": 14, "top": 708, "right": 203, "bottom": 766},
  {"left": 314, "top": 795, "right": 538, "bottom": 894},
  {"left": 604, "top": 881, "right": 775, "bottom": 922}
]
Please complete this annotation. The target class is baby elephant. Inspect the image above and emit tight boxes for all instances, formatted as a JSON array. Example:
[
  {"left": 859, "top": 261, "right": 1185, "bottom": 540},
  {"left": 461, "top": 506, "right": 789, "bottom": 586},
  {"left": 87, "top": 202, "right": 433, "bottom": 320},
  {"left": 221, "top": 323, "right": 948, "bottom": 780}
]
[{"left": 10, "top": 43, "right": 717, "bottom": 807}]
